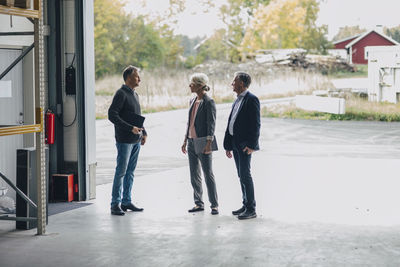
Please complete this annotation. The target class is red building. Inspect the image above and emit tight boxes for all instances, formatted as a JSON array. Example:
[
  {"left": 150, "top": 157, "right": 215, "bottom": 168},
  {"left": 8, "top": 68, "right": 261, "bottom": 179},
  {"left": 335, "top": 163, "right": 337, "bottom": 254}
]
[{"left": 333, "top": 30, "right": 399, "bottom": 64}]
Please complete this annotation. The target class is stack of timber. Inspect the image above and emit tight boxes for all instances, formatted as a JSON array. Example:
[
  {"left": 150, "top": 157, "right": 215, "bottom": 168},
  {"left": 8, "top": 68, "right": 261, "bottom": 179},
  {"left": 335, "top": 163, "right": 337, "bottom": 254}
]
[
  {"left": 286, "top": 53, "right": 355, "bottom": 73},
  {"left": 255, "top": 50, "right": 355, "bottom": 73}
]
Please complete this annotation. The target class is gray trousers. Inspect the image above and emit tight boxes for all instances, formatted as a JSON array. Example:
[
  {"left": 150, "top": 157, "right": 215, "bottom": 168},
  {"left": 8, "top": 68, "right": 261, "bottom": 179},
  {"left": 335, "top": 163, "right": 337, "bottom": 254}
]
[{"left": 187, "top": 139, "right": 218, "bottom": 208}]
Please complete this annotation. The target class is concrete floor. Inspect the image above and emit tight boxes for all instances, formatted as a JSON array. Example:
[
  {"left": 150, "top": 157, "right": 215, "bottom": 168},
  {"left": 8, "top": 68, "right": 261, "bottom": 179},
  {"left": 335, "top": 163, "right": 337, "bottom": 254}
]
[{"left": 2, "top": 103, "right": 400, "bottom": 266}]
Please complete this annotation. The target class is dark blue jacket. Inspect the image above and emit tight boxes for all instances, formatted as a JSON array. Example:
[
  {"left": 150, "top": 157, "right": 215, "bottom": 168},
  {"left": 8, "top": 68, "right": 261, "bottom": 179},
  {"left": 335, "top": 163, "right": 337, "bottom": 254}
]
[{"left": 223, "top": 91, "right": 260, "bottom": 151}]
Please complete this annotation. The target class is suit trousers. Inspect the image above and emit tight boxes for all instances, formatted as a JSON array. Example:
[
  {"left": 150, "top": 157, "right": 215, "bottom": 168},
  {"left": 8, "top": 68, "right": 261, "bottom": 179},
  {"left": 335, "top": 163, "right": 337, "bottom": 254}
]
[
  {"left": 232, "top": 140, "right": 256, "bottom": 212},
  {"left": 187, "top": 139, "right": 218, "bottom": 208}
]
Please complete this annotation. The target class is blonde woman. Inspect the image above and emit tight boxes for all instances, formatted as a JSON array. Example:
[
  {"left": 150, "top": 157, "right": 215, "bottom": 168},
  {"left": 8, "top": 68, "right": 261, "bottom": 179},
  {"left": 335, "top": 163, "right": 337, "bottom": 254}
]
[{"left": 181, "top": 73, "right": 219, "bottom": 215}]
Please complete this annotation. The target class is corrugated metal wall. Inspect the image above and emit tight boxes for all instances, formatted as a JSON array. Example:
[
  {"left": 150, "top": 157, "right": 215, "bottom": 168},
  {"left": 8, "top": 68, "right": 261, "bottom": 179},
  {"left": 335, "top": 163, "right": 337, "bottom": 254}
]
[
  {"left": 0, "top": 49, "right": 23, "bottom": 125},
  {"left": 0, "top": 49, "right": 24, "bottom": 201}
]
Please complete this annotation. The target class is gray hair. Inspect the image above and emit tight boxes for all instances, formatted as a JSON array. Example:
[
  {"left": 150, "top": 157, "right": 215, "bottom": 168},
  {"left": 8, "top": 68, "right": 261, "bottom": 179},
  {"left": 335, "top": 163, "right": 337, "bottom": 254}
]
[
  {"left": 123, "top": 65, "right": 140, "bottom": 81},
  {"left": 234, "top": 71, "right": 252, "bottom": 88}
]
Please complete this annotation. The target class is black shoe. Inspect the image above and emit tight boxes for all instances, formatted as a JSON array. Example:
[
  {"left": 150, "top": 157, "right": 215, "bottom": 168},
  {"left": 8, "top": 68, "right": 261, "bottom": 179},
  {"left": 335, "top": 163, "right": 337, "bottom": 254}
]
[
  {"left": 188, "top": 205, "right": 204, "bottom": 213},
  {"left": 211, "top": 208, "right": 219, "bottom": 215},
  {"left": 232, "top": 206, "right": 246, "bottom": 215},
  {"left": 121, "top": 203, "right": 144, "bottom": 212},
  {"left": 238, "top": 210, "right": 257, "bottom": 220},
  {"left": 111, "top": 205, "right": 125, "bottom": 216}
]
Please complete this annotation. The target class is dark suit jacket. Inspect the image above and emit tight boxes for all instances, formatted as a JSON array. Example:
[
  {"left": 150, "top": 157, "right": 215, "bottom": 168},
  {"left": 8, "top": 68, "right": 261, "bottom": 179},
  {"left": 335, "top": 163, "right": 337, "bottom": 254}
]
[
  {"left": 185, "top": 94, "right": 216, "bottom": 139},
  {"left": 223, "top": 91, "right": 260, "bottom": 151}
]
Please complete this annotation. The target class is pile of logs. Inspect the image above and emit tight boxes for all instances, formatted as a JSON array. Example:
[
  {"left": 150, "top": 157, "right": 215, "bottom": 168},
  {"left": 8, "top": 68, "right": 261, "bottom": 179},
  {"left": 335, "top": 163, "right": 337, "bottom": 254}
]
[
  {"left": 254, "top": 50, "right": 355, "bottom": 73},
  {"left": 0, "top": 0, "right": 31, "bottom": 9},
  {"left": 285, "top": 53, "right": 355, "bottom": 73},
  {"left": 193, "top": 51, "right": 356, "bottom": 78}
]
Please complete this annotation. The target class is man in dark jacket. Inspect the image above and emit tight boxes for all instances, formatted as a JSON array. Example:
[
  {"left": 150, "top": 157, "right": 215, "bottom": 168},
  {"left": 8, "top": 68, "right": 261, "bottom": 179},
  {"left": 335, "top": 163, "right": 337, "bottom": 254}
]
[
  {"left": 223, "top": 71, "right": 260, "bottom": 220},
  {"left": 108, "top": 65, "right": 147, "bottom": 216}
]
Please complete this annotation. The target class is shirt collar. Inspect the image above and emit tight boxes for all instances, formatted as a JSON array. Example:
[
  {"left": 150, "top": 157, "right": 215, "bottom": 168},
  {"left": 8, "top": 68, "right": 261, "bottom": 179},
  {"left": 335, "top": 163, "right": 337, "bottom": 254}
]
[
  {"left": 237, "top": 89, "right": 248, "bottom": 99},
  {"left": 122, "top": 84, "right": 135, "bottom": 94}
]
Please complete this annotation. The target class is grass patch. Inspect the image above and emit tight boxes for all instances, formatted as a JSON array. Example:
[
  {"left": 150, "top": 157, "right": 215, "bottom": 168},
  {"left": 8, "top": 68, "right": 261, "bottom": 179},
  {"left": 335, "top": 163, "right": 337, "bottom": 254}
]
[
  {"left": 263, "top": 98, "right": 400, "bottom": 122},
  {"left": 259, "top": 89, "right": 313, "bottom": 100},
  {"left": 96, "top": 104, "right": 186, "bottom": 119},
  {"left": 96, "top": 90, "right": 115, "bottom": 96},
  {"left": 95, "top": 65, "right": 334, "bottom": 119},
  {"left": 213, "top": 95, "right": 235, "bottom": 104},
  {"left": 328, "top": 64, "right": 368, "bottom": 79},
  {"left": 142, "top": 104, "right": 187, "bottom": 114}
]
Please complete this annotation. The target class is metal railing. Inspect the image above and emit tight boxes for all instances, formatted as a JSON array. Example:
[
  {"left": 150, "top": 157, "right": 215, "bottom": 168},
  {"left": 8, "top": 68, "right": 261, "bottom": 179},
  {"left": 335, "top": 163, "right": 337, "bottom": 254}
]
[
  {"left": 0, "top": 108, "right": 43, "bottom": 137},
  {"left": 0, "top": 171, "right": 37, "bottom": 222}
]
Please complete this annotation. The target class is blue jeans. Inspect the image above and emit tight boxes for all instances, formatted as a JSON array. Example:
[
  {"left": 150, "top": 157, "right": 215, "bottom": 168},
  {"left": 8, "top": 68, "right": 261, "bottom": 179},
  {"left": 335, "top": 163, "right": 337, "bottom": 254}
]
[
  {"left": 232, "top": 141, "right": 256, "bottom": 212},
  {"left": 111, "top": 142, "right": 141, "bottom": 207}
]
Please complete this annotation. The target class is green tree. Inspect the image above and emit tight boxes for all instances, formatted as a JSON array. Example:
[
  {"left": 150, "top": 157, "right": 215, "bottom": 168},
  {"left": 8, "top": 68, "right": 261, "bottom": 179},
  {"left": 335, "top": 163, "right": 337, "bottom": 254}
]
[
  {"left": 240, "top": 0, "right": 329, "bottom": 53},
  {"left": 298, "top": 0, "right": 331, "bottom": 53},
  {"left": 385, "top": 25, "right": 400, "bottom": 43},
  {"left": 179, "top": 35, "right": 203, "bottom": 57},
  {"left": 195, "top": 29, "right": 231, "bottom": 62},
  {"left": 332, "top": 26, "right": 366, "bottom": 42},
  {"left": 112, "top": 16, "right": 166, "bottom": 71},
  {"left": 219, "top": 0, "right": 271, "bottom": 61},
  {"left": 158, "top": 23, "right": 185, "bottom": 67},
  {"left": 94, "top": 0, "right": 126, "bottom": 78},
  {"left": 94, "top": 0, "right": 185, "bottom": 77}
]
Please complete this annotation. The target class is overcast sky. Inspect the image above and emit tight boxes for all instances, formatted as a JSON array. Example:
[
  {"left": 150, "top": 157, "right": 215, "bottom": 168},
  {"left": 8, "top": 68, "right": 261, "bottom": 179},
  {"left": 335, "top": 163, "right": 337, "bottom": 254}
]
[
  {"left": 318, "top": 0, "right": 399, "bottom": 39},
  {"left": 125, "top": 0, "right": 400, "bottom": 40}
]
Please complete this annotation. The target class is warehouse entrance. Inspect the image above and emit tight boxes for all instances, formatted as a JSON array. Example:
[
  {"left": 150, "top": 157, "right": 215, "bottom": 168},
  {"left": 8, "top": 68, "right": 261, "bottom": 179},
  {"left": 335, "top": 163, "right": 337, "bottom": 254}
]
[{"left": 0, "top": 0, "right": 96, "bottom": 234}]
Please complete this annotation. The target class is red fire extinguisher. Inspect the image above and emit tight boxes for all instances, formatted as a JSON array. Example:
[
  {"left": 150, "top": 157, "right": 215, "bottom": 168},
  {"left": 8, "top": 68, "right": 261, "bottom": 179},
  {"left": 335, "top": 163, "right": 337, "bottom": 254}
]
[{"left": 45, "top": 110, "right": 55, "bottom": 144}]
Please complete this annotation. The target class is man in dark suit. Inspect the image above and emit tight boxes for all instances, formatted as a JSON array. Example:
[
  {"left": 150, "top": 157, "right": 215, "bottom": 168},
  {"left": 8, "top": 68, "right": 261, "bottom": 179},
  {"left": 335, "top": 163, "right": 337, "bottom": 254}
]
[{"left": 223, "top": 72, "right": 260, "bottom": 220}]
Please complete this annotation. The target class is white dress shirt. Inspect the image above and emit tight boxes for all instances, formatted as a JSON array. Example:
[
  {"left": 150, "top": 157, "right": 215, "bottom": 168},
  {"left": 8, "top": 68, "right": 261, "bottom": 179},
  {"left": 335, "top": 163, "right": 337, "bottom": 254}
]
[{"left": 228, "top": 90, "right": 248, "bottom": 135}]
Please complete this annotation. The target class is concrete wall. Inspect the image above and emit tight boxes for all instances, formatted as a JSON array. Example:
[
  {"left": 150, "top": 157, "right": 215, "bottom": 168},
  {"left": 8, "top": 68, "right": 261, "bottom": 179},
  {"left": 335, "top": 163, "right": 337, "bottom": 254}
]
[{"left": 295, "top": 95, "right": 345, "bottom": 114}]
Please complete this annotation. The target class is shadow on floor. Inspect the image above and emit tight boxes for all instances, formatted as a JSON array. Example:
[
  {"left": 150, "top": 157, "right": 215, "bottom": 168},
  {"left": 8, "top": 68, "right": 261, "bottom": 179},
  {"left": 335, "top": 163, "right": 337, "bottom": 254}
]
[{"left": 48, "top": 202, "right": 92, "bottom": 216}]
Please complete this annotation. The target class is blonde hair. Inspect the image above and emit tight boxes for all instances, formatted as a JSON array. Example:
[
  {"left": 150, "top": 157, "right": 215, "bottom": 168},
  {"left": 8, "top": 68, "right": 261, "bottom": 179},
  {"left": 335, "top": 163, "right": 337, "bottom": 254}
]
[{"left": 190, "top": 73, "right": 210, "bottom": 91}]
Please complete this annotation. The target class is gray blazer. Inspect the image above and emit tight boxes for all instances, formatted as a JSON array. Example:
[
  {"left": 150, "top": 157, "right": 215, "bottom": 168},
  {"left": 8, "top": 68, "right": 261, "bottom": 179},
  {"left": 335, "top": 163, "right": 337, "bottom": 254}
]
[{"left": 185, "top": 94, "right": 216, "bottom": 140}]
